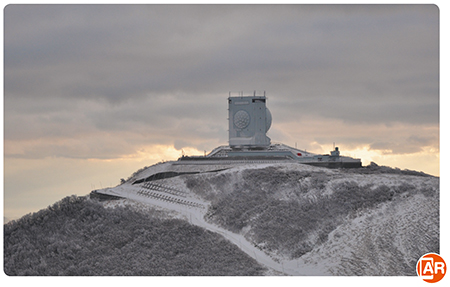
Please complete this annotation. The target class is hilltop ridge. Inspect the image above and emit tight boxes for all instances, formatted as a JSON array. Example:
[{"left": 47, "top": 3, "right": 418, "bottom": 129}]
[{"left": 5, "top": 162, "right": 439, "bottom": 275}]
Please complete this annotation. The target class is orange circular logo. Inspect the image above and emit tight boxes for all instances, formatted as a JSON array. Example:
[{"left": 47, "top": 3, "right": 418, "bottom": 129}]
[{"left": 416, "top": 253, "right": 446, "bottom": 283}]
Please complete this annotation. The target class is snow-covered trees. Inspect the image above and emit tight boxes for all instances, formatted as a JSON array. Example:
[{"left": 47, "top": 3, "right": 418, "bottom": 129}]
[
  {"left": 4, "top": 196, "right": 265, "bottom": 276},
  {"left": 187, "top": 165, "right": 439, "bottom": 275}
]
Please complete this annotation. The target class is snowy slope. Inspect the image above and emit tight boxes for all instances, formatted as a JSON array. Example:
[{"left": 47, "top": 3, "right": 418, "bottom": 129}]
[
  {"left": 93, "top": 160, "right": 439, "bottom": 276},
  {"left": 301, "top": 192, "right": 439, "bottom": 275}
]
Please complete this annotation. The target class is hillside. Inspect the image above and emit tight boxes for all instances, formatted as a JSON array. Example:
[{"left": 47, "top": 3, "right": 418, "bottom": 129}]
[
  {"left": 180, "top": 162, "right": 439, "bottom": 275},
  {"left": 4, "top": 161, "right": 439, "bottom": 276},
  {"left": 4, "top": 196, "right": 265, "bottom": 276}
]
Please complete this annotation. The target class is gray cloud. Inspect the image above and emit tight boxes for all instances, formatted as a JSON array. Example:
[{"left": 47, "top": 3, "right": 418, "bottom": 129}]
[
  {"left": 369, "top": 135, "right": 438, "bottom": 155},
  {"left": 4, "top": 4, "right": 439, "bottom": 161}
]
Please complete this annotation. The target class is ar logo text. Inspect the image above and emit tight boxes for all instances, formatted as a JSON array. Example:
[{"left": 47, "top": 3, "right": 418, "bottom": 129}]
[{"left": 416, "top": 253, "right": 446, "bottom": 283}]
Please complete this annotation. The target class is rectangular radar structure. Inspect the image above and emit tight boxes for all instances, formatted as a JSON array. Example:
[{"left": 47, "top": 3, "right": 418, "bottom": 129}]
[{"left": 228, "top": 94, "right": 272, "bottom": 148}]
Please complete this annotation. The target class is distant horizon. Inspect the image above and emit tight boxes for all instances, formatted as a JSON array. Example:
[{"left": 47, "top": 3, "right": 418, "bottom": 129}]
[{"left": 3, "top": 148, "right": 439, "bottom": 223}]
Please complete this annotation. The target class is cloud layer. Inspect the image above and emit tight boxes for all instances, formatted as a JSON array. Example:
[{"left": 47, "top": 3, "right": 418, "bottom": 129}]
[{"left": 5, "top": 5, "right": 438, "bottom": 161}]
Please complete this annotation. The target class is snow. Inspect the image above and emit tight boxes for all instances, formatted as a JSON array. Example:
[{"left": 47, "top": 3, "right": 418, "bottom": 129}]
[
  {"left": 94, "top": 161, "right": 438, "bottom": 276},
  {"left": 300, "top": 192, "right": 439, "bottom": 275},
  {"left": 96, "top": 162, "right": 334, "bottom": 275}
]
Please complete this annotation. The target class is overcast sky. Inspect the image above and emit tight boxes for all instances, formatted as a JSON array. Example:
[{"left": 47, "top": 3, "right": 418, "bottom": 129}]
[{"left": 3, "top": 4, "right": 440, "bottom": 220}]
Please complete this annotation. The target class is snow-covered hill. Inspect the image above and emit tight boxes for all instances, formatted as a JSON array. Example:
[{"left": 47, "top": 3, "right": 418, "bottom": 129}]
[
  {"left": 91, "top": 161, "right": 439, "bottom": 276},
  {"left": 4, "top": 196, "right": 265, "bottom": 276}
]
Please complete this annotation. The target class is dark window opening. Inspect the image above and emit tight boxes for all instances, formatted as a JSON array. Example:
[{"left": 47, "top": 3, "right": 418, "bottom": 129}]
[{"left": 252, "top": 99, "right": 265, "bottom": 103}]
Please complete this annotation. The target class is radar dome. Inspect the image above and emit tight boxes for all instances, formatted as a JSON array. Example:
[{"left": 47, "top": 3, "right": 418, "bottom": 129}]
[{"left": 266, "top": 108, "right": 272, "bottom": 132}]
